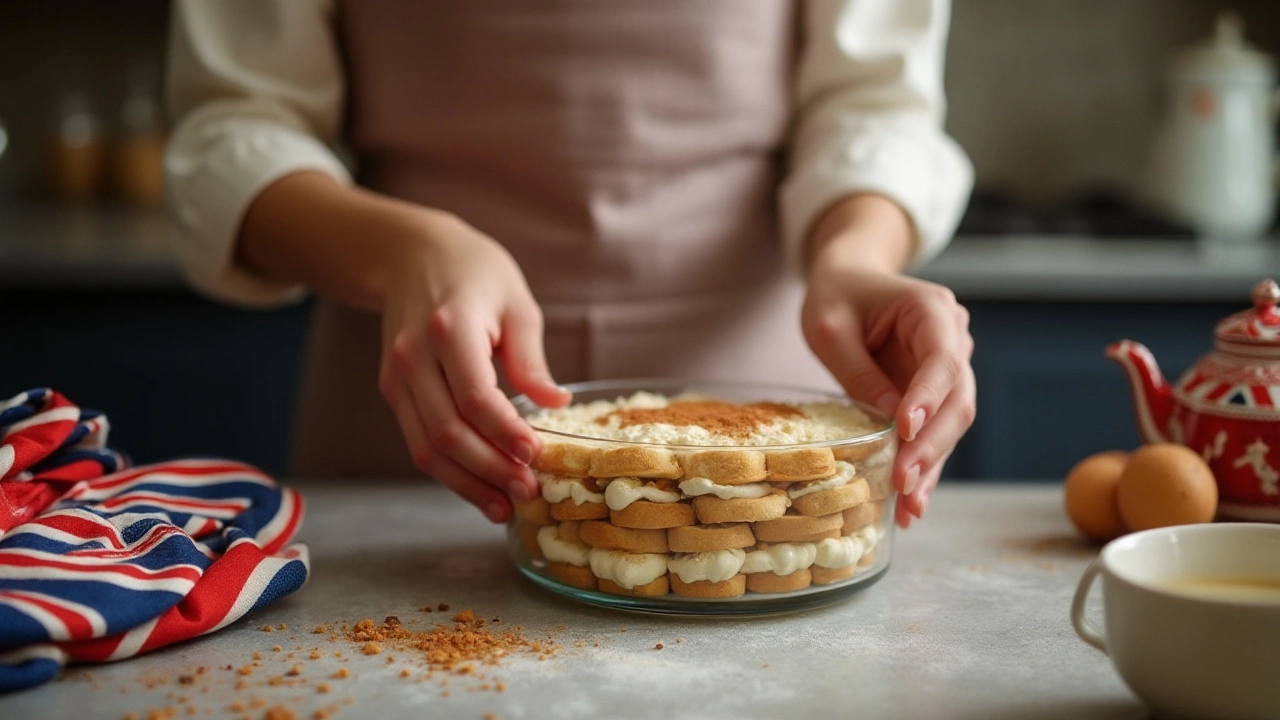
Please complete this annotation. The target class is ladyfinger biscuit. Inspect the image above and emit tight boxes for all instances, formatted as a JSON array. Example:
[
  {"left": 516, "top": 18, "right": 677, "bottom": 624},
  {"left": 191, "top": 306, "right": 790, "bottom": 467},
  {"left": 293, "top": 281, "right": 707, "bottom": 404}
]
[
  {"left": 842, "top": 501, "right": 883, "bottom": 530},
  {"left": 590, "top": 446, "right": 681, "bottom": 479},
  {"left": 667, "top": 523, "right": 755, "bottom": 553},
  {"left": 598, "top": 576, "right": 669, "bottom": 597},
  {"left": 832, "top": 435, "right": 888, "bottom": 463},
  {"left": 534, "top": 441, "right": 597, "bottom": 476},
  {"left": 516, "top": 520, "right": 544, "bottom": 559},
  {"left": 765, "top": 448, "right": 836, "bottom": 481},
  {"left": 609, "top": 500, "right": 696, "bottom": 530},
  {"left": 858, "top": 550, "right": 877, "bottom": 567},
  {"left": 792, "top": 529, "right": 842, "bottom": 542},
  {"left": 558, "top": 520, "right": 583, "bottom": 545},
  {"left": 811, "top": 563, "right": 858, "bottom": 585},
  {"left": 550, "top": 499, "right": 610, "bottom": 521},
  {"left": 791, "top": 478, "right": 870, "bottom": 517},
  {"left": 670, "top": 573, "right": 747, "bottom": 599},
  {"left": 579, "top": 520, "right": 669, "bottom": 554},
  {"left": 683, "top": 450, "right": 767, "bottom": 485},
  {"left": 746, "top": 568, "right": 812, "bottom": 593},
  {"left": 693, "top": 493, "right": 788, "bottom": 524},
  {"left": 514, "top": 497, "right": 553, "bottom": 525},
  {"left": 546, "top": 561, "right": 597, "bottom": 589},
  {"left": 752, "top": 512, "right": 843, "bottom": 543}
]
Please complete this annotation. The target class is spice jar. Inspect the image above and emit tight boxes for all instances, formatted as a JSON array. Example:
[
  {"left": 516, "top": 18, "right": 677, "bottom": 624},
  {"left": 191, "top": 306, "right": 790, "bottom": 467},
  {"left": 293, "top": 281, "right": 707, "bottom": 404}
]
[
  {"left": 112, "top": 63, "right": 166, "bottom": 208},
  {"left": 51, "top": 90, "right": 105, "bottom": 203}
]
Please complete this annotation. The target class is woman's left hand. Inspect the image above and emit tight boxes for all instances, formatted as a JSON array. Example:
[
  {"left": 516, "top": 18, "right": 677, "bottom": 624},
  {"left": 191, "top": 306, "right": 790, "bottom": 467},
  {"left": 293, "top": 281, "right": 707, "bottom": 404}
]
[{"left": 802, "top": 196, "right": 976, "bottom": 529}]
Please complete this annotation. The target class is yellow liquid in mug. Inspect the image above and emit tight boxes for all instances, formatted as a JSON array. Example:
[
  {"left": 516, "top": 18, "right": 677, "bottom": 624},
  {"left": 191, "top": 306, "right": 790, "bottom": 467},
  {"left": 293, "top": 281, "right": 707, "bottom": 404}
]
[{"left": 1157, "top": 576, "right": 1280, "bottom": 603}]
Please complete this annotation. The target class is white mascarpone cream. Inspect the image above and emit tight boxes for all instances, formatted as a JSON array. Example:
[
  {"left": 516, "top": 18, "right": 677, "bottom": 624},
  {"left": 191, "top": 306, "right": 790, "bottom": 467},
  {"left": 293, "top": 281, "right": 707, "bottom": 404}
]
[
  {"left": 787, "top": 461, "right": 857, "bottom": 500},
  {"left": 527, "top": 391, "right": 881, "bottom": 446},
  {"left": 814, "top": 536, "right": 865, "bottom": 568},
  {"left": 679, "top": 477, "right": 771, "bottom": 500},
  {"left": 587, "top": 548, "right": 668, "bottom": 589},
  {"left": 603, "top": 477, "right": 680, "bottom": 511},
  {"left": 539, "top": 472, "right": 604, "bottom": 506},
  {"left": 741, "top": 543, "right": 818, "bottom": 576},
  {"left": 667, "top": 548, "right": 747, "bottom": 584},
  {"left": 855, "top": 524, "right": 880, "bottom": 552},
  {"left": 536, "top": 526, "right": 591, "bottom": 566}
]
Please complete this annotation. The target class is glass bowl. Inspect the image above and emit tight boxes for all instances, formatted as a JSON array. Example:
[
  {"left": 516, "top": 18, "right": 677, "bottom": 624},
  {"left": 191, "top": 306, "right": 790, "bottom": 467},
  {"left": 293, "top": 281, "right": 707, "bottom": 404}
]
[{"left": 507, "top": 379, "right": 898, "bottom": 617}]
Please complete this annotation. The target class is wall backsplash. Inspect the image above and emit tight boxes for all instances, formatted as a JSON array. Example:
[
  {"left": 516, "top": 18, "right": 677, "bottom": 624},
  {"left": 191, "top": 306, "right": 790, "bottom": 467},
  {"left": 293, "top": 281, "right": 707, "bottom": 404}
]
[
  {"left": 946, "top": 0, "right": 1280, "bottom": 205},
  {"left": 1, "top": 0, "right": 1278, "bottom": 208}
]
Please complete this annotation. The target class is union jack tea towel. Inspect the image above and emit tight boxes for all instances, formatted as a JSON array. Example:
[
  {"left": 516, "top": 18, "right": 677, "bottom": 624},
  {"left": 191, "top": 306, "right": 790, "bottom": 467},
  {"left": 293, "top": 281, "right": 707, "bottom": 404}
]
[{"left": 0, "top": 389, "right": 309, "bottom": 692}]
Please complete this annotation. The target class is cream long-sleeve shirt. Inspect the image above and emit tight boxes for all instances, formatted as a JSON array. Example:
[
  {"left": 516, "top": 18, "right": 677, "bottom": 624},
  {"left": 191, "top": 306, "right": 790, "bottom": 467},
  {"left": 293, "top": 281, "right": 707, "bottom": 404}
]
[{"left": 165, "top": 0, "right": 973, "bottom": 308}]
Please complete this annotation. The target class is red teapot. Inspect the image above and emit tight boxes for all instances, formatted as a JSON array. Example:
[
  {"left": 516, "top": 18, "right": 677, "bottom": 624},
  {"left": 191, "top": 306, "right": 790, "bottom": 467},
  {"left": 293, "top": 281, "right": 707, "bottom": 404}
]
[{"left": 1107, "top": 279, "right": 1280, "bottom": 521}]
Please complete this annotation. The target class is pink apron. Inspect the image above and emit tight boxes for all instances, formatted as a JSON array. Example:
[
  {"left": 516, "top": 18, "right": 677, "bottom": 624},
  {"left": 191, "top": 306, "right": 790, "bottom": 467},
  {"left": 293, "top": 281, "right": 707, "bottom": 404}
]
[{"left": 293, "top": 0, "right": 839, "bottom": 478}]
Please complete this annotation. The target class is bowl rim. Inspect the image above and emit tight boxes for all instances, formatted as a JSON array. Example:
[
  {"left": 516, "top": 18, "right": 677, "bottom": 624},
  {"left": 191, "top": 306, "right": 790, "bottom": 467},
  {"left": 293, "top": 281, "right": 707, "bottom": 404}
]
[{"left": 510, "top": 377, "right": 896, "bottom": 451}]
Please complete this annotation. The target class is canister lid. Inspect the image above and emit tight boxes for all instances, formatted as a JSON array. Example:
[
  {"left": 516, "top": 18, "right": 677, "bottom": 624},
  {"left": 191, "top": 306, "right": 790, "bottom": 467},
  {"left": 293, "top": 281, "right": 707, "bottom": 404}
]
[
  {"left": 1215, "top": 279, "right": 1280, "bottom": 347},
  {"left": 1171, "top": 12, "right": 1275, "bottom": 85}
]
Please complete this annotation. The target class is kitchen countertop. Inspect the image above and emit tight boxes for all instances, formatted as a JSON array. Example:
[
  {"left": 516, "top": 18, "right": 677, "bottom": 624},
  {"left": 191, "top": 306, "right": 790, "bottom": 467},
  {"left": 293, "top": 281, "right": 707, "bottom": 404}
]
[
  {"left": 1, "top": 203, "right": 1274, "bottom": 301},
  {"left": 0, "top": 480, "right": 1147, "bottom": 720}
]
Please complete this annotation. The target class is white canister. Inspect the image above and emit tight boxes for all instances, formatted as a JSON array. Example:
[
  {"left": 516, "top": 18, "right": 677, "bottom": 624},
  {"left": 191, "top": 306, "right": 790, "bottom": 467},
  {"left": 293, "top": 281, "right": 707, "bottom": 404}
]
[{"left": 1146, "top": 12, "right": 1278, "bottom": 242}]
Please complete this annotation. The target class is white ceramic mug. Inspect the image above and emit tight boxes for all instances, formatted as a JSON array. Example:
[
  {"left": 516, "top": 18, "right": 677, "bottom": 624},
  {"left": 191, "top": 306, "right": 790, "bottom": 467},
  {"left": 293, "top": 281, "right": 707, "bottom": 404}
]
[{"left": 1071, "top": 523, "right": 1280, "bottom": 720}]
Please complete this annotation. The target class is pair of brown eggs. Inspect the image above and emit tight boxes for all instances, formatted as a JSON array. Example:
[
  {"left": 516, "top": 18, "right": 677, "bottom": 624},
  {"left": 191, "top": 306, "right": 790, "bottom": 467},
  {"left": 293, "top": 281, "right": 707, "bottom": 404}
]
[{"left": 1064, "top": 443, "right": 1219, "bottom": 542}]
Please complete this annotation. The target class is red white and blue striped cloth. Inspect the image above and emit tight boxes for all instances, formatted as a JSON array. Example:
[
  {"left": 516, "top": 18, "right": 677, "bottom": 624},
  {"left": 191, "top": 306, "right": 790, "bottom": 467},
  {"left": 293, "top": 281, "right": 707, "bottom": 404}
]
[{"left": 0, "top": 389, "right": 309, "bottom": 692}]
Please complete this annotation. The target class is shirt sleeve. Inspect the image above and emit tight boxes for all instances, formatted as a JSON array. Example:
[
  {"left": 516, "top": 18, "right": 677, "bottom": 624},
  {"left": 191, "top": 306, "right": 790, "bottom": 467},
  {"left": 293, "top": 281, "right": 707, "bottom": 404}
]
[
  {"left": 164, "top": 0, "right": 351, "bottom": 308},
  {"left": 780, "top": 0, "right": 974, "bottom": 272}
]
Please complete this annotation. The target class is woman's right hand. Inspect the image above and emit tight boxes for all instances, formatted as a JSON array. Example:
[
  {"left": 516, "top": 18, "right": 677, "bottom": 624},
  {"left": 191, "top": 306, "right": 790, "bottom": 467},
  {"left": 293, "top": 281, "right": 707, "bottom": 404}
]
[{"left": 377, "top": 209, "right": 570, "bottom": 524}]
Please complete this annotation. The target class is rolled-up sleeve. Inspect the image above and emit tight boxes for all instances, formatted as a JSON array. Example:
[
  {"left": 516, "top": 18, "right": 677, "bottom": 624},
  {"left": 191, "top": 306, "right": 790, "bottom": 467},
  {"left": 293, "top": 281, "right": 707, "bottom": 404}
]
[
  {"left": 780, "top": 0, "right": 974, "bottom": 271},
  {"left": 164, "top": 0, "right": 351, "bottom": 307}
]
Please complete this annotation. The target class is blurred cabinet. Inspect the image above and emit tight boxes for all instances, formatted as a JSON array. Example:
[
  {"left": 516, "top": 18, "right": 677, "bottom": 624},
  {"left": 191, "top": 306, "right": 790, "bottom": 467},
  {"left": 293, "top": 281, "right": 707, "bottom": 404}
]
[{"left": 944, "top": 301, "right": 1235, "bottom": 482}]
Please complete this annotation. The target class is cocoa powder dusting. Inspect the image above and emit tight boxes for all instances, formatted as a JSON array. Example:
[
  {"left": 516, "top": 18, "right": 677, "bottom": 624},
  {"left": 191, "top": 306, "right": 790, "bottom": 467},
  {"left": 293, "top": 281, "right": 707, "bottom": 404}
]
[{"left": 600, "top": 401, "right": 801, "bottom": 441}]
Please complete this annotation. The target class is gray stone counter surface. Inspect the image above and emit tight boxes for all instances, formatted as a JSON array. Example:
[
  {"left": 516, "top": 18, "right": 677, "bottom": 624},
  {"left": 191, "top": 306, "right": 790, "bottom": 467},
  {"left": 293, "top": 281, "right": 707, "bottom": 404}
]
[{"left": 1, "top": 481, "right": 1148, "bottom": 720}]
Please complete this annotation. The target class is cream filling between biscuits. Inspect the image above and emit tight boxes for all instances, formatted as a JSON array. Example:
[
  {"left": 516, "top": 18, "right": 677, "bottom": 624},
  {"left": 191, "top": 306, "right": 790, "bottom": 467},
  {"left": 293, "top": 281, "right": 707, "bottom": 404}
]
[
  {"left": 603, "top": 477, "right": 680, "bottom": 511},
  {"left": 540, "top": 475, "right": 605, "bottom": 506},
  {"left": 679, "top": 477, "right": 771, "bottom": 500},
  {"left": 786, "top": 461, "right": 857, "bottom": 500},
  {"left": 741, "top": 543, "right": 817, "bottom": 575},
  {"left": 587, "top": 549, "right": 668, "bottom": 589},
  {"left": 668, "top": 548, "right": 747, "bottom": 584},
  {"left": 536, "top": 526, "right": 591, "bottom": 566},
  {"left": 814, "top": 536, "right": 865, "bottom": 568}
]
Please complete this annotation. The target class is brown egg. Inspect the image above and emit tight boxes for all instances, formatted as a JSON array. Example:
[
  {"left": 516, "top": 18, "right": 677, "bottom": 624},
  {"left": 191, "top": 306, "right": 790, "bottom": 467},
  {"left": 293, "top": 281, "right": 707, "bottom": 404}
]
[
  {"left": 1116, "top": 443, "right": 1218, "bottom": 531},
  {"left": 1064, "top": 450, "right": 1130, "bottom": 541}
]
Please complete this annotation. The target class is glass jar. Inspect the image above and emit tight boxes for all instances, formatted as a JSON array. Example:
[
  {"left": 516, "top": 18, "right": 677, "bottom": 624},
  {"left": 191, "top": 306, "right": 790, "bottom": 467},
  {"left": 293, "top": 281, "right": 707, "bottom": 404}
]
[{"left": 507, "top": 379, "right": 898, "bottom": 616}]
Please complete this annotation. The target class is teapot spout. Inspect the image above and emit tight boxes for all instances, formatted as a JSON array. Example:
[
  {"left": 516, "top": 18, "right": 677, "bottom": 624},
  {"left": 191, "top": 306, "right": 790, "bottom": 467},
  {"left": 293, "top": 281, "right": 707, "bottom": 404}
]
[{"left": 1105, "top": 340, "right": 1173, "bottom": 444}]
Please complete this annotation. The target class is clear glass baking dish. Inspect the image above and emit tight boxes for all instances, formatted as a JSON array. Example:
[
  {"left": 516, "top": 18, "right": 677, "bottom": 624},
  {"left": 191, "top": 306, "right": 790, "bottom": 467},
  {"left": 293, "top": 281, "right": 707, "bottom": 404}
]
[{"left": 507, "top": 379, "right": 897, "bottom": 617}]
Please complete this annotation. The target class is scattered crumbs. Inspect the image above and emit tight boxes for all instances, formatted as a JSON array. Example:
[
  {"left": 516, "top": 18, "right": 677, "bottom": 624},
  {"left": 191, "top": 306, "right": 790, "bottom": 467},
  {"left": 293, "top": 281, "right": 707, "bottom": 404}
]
[
  {"left": 271, "top": 646, "right": 282, "bottom": 653},
  {"left": 124, "top": 714, "right": 139, "bottom": 720},
  {"left": 400, "top": 669, "right": 411, "bottom": 678},
  {"left": 236, "top": 666, "right": 254, "bottom": 677},
  {"left": 263, "top": 705, "right": 297, "bottom": 720},
  {"left": 491, "top": 617, "right": 500, "bottom": 624},
  {"left": 907, "top": 623, "right": 924, "bottom": 633},
  {"left": 228, "top": 703, "right": 247, "bottom": 713},
  {"left": 286, "top": 664, "right": 304, "bottom": 677},
  {"left": 592, "top": 643, "right": 599, "bottom": 648},
  {"left": 310, "top": 650, "right": 323, "bottom": 660},
  {"left": 361, "top": 642, "right": 382, "bottom": 656},
  {"left": 654, "top": 643, "right": 664, "bottom": 650},
  {"left": 259, "top": 625, "right": 274, "bottom": 633},
  {"left": 619, "top": 628, "right": 626, "bottom": 633},
  {"left": 762, "top": 663, "right": 770, "bottom": 668},
  {"left": 312, "top": 627, "right": 328, "bottom": 634},
  {"left": 178, "top": 675, "right": 195, "bottom": 686},
  {"left": 442, "top": 690, "right": 450, "bottom": 698},
  {"left": 495, "top": 682, "right": 506, "bottom": 693},
  {"left": 333, "top": 651, "right": 342, "bottom": 658},
  {"left": 251, "top": 698, "right": 268, "bottom": 709},
  {"left": 437, "top": 603, "right": 450, "bottom": 612},
  {"left": 316, "top": 683, "right": 331, "bottom": 694},
  {"left": 235, "top": 679, "right": 248, "bottom": 691},
  {"left": 277, "top": 624, "right": 288, "bottom": 631},
  {"left": 675, "top": 638, "right": 683, "bottom": 644},
  {"left": 484, "top": 714, "right": 498, "bottom": 720},
  {"left": 252, "top": 651, "right": 263, "bottom": 661},
  {"left": 452, "top": 610, "right": 474, "bottom": 623},
  {"left": 333, "top": 668, "right": 350, "bottom": 680}
]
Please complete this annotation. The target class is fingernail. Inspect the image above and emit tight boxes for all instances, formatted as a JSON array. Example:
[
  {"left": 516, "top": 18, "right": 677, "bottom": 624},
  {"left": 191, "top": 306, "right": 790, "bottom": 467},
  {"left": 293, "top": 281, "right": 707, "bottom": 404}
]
[
  {"left": 918, "top": 493, "right": 931, "bottom": 518},
  {"left": 905, "top": 409, "right": 926, "bottom": 441},
  {"left": 903, "top": 464, "right": 921, "bottom": 496},
  {"left": 486, "top": 501, "right": 506, "bottom": 523},
  {"left": 513, "top": 440, "right": 535, "bottom": 465}
]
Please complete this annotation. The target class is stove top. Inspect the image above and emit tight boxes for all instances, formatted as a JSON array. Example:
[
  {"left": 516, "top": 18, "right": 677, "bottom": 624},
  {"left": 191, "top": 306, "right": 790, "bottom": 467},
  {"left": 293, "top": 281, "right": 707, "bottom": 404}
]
[{"left": 955, "top": 190, "right": 1196, "bottom": 239}]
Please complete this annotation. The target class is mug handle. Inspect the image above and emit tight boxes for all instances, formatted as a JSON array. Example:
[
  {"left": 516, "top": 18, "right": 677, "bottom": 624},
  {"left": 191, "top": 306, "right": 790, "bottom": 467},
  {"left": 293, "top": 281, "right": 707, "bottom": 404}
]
[{"left": 1071, "top": 559, "right": 1108, "bottom": 654}]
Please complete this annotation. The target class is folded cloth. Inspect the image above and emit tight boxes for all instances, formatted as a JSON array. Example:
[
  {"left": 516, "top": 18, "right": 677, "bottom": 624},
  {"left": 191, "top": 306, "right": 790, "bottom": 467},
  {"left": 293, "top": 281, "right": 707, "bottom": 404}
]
[{"left": 0, "top": 389, "right": 309, "bottom": 692}]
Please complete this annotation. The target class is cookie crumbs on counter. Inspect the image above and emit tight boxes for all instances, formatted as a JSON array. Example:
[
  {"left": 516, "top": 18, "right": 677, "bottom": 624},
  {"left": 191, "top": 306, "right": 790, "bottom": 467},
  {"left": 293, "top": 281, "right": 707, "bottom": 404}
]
[
  {"left": 654, "top": 643, "right": 663, "bottom": 650},
  {"left": 310, "top": 650, "right": 323, "bottom": 660},
  {"left": 178, "top": 675, "right": 195, "bottom": 686},
  {"left": 333, "top": 668, "right": 350, "bottom": 679},
  {"left": 675, "top": 638, "right": 683, "bottom": 644},
  {"left": 361, "top": 642, "right": 382, "bottom": 655},
  {"left": 237, "top": 666, "right": 255, "bottom": 676},
  {"left": 253, "top": 651, "right": 263, "bottom": 661},
  {"left": 124, "top": 714, "right": 139, "bottom": 720},
  {"left": 316, "top": 683, "right": 331, "bottom": 694},
  {"left": 495, "top": 682, "right": 506, "bottom": 693},
  {"left": 484, "top": 714, "right": 499, "bottom": 720},
  {"left": 286, "top": 664, "right": 304, "bottom": 677},
  {"left": 277, "top": 624, "right": 288, "bottom": 631},
  {"left": 762, "top": 663, "right": 769, "bottom": 668},
  {"left": 271, "top": 646, "right": 282, "bottom": 653},
  {"left": 437, "top": 603, "right": 450, "bottom": 612},
  {"left": 263, "top": 705, "right": 297, "bottom": 720},
  {"left": 420, "top": 605, "right": 434, "bottom": 612},
  {"left": 260, "top": 625, "right": 274, "bottom": 633},
  {"left": 400, "top": 669, "right": 412, "bottom": 678}
]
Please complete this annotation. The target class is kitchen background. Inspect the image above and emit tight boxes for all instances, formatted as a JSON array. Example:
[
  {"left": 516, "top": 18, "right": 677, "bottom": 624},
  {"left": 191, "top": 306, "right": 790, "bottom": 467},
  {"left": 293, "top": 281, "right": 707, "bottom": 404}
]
[{"left": 1, "top": 0, "right": 1278, "bottom": 480}]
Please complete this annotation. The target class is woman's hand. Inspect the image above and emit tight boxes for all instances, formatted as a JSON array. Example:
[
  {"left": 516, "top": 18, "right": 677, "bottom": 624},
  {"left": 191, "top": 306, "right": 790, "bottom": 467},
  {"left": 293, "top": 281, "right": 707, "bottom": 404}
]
[
  {"left": 802, "top": 195, "right": 976, "bottom": 529},
  {"left": 377, "top": 210, "right": 571, "bottom": 524}
]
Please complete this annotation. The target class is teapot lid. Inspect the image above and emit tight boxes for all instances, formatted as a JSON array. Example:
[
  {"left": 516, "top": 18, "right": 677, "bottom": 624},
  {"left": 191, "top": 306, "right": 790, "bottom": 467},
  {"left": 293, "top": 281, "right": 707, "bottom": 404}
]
[
  {"left": 1215, "top": 279, "right": 1280, "bottom": 348},
  {"left": 1172, "top": 12, "right": 1275, "bottom": 85}
]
